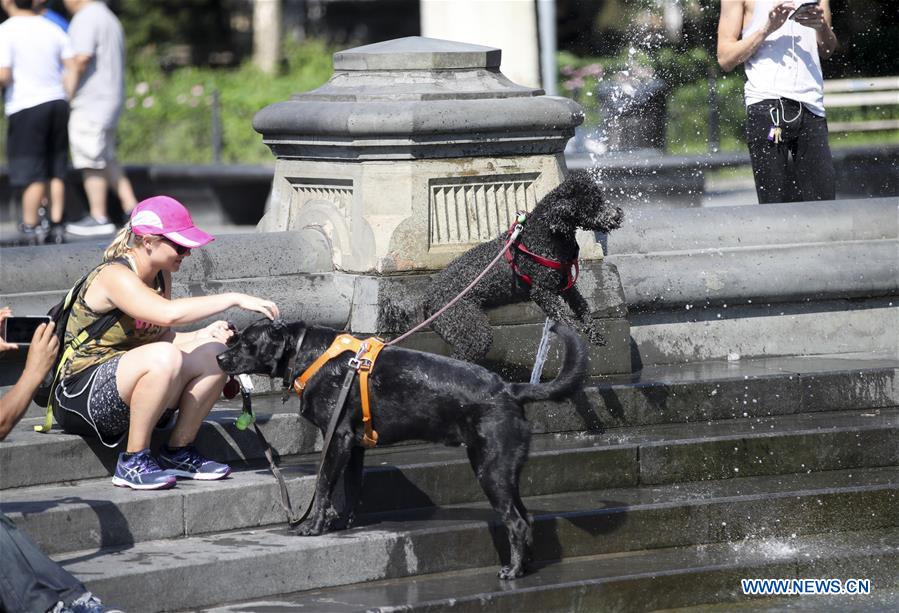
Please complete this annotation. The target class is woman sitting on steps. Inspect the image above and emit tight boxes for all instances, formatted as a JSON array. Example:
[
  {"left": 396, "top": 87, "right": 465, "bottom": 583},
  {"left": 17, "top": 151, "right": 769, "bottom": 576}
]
[{"left": 53, "top": 195, "right": 279, "bottom": 490}]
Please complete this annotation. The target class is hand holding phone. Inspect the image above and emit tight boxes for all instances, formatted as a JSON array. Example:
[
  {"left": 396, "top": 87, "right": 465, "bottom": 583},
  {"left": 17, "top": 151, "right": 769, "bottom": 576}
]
[
  {"left": 789, "top": 1, "right": 820, "bottom": 21},
  {"left": 0, "top": 306, "right": 12, "bottom": 352},
  {"left": 1, "top": 315, "right": 52, "bottom": 347},
  {"left": 22, "top": 320, "right": 59, "bottom": 382}
]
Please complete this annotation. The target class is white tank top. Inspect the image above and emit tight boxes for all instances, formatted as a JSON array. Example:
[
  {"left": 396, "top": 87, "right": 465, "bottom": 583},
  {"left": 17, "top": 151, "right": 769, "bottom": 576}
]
[{"left": 742, "top": 0, "right": 825, "bottom": 116}]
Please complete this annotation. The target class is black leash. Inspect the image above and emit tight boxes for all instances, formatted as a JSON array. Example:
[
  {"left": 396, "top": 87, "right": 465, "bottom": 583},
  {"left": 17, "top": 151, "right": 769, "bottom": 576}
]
[
  {"left": 243, "top": 218, "right": 531, "bottom": 527},
  {"left": 289, "top": 367, "right": 357, "bottom": 526},
  {"left": 241, "top": 344, "right": 358, "bottom": 527}
]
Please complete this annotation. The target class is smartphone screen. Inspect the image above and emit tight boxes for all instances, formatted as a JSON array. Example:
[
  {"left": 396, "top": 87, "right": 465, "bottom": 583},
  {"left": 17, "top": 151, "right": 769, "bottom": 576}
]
[
  {"left": 2, "top": 316, "right": 51, "bottom": 345},
  {"left": 789, "top": 1, "right": 820, "bottom": 19}
]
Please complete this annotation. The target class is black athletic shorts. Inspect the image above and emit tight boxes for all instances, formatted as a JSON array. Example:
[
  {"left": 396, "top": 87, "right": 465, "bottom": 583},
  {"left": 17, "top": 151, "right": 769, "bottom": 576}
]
[
  {"left": 6, "top": 99, "right": 69, "bottom": 187},
  {"left": 53, "top": 356, "right": 178, "bottom": 448}
]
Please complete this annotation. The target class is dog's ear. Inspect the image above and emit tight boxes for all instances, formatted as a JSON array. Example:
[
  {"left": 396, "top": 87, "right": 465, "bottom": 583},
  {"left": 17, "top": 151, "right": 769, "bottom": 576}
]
[
  {"left": 546, "top": 198, "right": 578, "bottom": 234},
  {"left": 262, "top": 321, "right": 292, "bottom": 378}
]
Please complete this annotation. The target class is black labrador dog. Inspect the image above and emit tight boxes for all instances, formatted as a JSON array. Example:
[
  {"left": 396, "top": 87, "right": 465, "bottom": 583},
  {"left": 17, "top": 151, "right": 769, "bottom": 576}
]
[
  {"left": 425, "top": 169, "right": 623, "bottom": 362},
  {"left": 217, "top": 319, "right": 588, "bottom": 579}
]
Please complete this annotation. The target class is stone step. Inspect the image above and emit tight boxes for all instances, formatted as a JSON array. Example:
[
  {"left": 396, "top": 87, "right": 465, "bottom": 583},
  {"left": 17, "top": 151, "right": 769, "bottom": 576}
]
[
  {"left": 3, "top": 352, "right": 896, "bottom": 489},
  {"left": 9, "top": 351, "right": 898, "bottom": 423},
  {"left": 555, "top": 354, "right": 899, "bottom": 431},
  {"left": 5, "top": 408, "right": 897, "bottom": 555},
  {"left": 654, "top": 588, "right": 899, "bottom": 613},
  {"left": 0, "top": 405, "right": 314, "bottom": 490},
  {"left": 48, "top": 466, "right": 899, "bottom": 612},
  {"left": 196, "top": 528, "right": 899, "bottom": 613}
]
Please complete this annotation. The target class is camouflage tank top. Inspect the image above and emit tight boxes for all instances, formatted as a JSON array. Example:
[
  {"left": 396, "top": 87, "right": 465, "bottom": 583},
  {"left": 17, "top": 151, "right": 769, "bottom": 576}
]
[{"left": 63, "top": 257, "right": 166, "bottom": 378}]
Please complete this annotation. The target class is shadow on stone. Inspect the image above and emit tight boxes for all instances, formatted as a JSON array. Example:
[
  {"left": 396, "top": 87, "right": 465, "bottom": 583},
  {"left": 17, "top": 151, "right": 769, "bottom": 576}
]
[
  {"left": 4, "top": 494, "right": 135, "bottom": 562},
  {"left": 595, "top": 386, "right": 626, "bottom": 422},
  {"left": 357, "top": 466, "right": 437, "bottom": 516},
  {"left": 531, "top": 502, "right": 629, "bottom": 566},
  {"left": 571, "top": 388, "right": 606, "bottom": 433}
]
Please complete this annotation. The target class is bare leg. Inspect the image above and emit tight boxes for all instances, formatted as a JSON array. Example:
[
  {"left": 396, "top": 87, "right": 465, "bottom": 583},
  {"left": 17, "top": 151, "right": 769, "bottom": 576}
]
[
  {"left": 116, "top": 343, "right": 184, "bottom": 452},
  {"left": 21, "top": 182, "right": 46, "bottom": 226},
  {"left": 48, "top": 178, "right": 65, "bottom": 224},
  {"left": 108, "top": 160, "right": 138, "bottom": 214},
  {"left": 82, "top": 169, "right": 109, "bottom": 220},
  {"left": 166, "top": 339, "right": 227, "bottom": 447}
]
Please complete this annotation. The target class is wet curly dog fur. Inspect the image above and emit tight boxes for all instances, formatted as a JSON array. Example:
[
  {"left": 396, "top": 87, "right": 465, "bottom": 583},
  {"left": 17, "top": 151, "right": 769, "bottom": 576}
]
[
  {"left": 217, "top": 319, "right": 588, "bottom": 579},
  {"left": 425, "top": 169, "right": 624, "bottom": 362}
]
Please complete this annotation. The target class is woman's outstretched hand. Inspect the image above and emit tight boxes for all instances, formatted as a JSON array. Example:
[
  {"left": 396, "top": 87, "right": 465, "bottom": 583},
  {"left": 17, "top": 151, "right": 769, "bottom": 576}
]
[
  {"left": 235, "top": 295, "right": 280, "bottom": 320},
  {"left": 199, "top": 320, "right": 235, "bottom": 343}
]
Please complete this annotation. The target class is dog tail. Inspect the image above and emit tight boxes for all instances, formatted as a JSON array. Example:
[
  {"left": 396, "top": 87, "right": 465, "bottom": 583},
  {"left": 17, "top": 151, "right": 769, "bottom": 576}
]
[{"left": 508, "top": 323, "right": 588, "bottom": 403}]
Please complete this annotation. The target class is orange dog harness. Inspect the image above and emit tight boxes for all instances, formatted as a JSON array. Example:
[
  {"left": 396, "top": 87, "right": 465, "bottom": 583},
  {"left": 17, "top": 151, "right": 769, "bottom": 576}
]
[{"left": 292, "top": 334, "right": 385, "bottom": 448}]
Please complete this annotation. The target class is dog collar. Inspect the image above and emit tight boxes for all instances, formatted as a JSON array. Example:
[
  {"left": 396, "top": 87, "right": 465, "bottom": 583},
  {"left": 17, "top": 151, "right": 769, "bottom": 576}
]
[{"left": 280, "top": 327, "right": 308, "bottom": 403}]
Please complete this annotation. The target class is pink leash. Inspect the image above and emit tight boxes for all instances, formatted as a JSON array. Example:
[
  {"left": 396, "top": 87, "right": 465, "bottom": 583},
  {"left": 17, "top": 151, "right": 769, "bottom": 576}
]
[{"left": 387, "top": 217, "right": 526, "bottom": 347}]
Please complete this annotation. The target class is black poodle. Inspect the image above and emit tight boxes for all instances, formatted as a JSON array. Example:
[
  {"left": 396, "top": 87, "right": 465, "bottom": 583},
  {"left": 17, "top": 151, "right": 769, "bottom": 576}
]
[{"left": 425, "top": 169, "right": 623, "bottom": 362}]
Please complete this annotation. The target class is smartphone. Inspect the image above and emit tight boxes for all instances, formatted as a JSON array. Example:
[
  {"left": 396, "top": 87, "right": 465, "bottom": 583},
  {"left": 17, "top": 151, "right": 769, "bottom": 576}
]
[
  {"left": 789, "top": 1, "right": 820, "bottom": 20},
  {"left": 1, "top": 316, "right": 51, "bottom": 345}
]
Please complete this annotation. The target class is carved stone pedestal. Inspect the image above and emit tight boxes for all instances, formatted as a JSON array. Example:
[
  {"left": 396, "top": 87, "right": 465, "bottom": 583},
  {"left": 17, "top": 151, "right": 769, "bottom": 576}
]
[{"left": 254, "top": 37, "right": 631, "bottom": 375}]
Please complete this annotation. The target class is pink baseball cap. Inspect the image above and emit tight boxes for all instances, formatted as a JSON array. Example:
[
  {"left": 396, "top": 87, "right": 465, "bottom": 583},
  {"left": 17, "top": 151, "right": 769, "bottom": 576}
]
[{"left": 129, "top": 196, "right": 214, "bottom": 248}]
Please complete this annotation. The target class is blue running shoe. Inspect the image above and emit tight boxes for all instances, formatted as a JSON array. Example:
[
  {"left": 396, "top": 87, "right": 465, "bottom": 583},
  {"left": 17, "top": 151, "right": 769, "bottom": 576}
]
[
  {"left": 158, "top": 444, "right": 231, "bottom": 480},
  {"left": 62, "top": 591, "right": 123, "bottom": 613},
  {"left": 111, "top": 449, "right": 176, "bottom": 490}
]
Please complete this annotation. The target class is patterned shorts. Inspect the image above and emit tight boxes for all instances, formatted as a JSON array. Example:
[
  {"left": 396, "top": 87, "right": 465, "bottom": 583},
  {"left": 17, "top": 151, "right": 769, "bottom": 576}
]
[
  {"left": 54, "top": 356, "right": 179, "bottom": 447},
  {"left": 54, "top": 357, "right": 131, "bottom": 447}
]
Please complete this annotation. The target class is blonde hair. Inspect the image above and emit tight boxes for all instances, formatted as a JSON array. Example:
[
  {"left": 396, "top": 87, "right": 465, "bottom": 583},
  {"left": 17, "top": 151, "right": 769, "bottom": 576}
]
[{"left": 103, "top": 225, "right": 140, "bottom": 262}]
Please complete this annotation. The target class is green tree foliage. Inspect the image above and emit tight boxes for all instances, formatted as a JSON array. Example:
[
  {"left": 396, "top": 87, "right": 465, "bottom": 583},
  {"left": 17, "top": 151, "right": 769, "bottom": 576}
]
[
  {"left": 557, "top": 0, "right": 899, "bottom": 78},
  {"left": 114, "top": 0, "right": 235, "bottom": 65},
  {"left": 118, "top": 39, "right": 334, "bottom": 164},
  {"left": 556, "top": 0, "right": 899, "bottom": 155}
]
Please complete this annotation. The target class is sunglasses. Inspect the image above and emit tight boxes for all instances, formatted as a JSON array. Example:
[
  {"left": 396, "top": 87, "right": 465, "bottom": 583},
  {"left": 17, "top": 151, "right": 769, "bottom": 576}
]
[{"left": 161, "top": 237, "right": 191, "bottom": 255}]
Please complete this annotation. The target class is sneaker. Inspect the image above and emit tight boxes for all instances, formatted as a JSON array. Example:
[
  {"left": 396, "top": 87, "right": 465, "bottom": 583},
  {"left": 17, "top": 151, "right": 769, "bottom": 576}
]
[
  {"left": 47, "top": 223, "right": 67, "bottom": 245},
  {"left": 65, "top": 215, "right": 116, "bottom": 236},
  {"left": 67, "top": 592, "right": 123, "bottom": 613},
  {"left": 18, "top": 223, "right": 44, "bottom": 246},
  {"left": 111, "top": 449, "right": 176, "bottom": 490},
  {"left": 158, "top": 444, "right": 231, "bottom": 480}
]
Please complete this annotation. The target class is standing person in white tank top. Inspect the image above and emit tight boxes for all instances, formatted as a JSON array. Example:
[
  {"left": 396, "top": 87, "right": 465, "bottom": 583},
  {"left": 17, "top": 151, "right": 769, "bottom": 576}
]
[{"left": 718, "top": 1, "right": 838, "bottom": 203}]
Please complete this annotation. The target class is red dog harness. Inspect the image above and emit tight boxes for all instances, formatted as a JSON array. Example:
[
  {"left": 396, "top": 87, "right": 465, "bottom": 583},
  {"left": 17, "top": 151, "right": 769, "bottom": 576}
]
[{"left": 504, "top": 223, "right": 580, "bottom": 291}]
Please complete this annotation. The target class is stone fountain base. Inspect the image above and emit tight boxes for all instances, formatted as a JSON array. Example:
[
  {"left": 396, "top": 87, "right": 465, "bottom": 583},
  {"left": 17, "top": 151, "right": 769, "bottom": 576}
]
[{"left": 343, "top": 259, "right": 631, "bottom": 378}]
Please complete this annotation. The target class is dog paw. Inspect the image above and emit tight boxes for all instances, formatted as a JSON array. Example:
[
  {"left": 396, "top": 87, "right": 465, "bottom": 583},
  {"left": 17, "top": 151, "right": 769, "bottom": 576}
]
[
  {"left": 292, "top": 520, "right": 324, "bottom": 536},
  {"left": 327, "top": 515, "right": 354, "bottom": 531},
  {"left": 584, "top": 327, "right": 607, "bottom": 346},
  {"left": 497, "top": 565, "right": 524, "bottom": 580}
]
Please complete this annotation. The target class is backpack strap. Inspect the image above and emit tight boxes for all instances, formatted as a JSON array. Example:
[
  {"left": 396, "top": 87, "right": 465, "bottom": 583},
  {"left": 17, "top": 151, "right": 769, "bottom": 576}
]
[
  {"left": 35, "top": 261, "right": 126, "bottom": 433},
  {"left": 35, "top": 308, "right": 122, "bottom": 433}
]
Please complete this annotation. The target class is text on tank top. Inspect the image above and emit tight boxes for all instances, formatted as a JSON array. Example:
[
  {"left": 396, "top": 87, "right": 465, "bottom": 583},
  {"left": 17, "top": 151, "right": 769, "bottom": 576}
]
[{"left": 63, "top": 258, "right": 166, "bottom": 377}]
